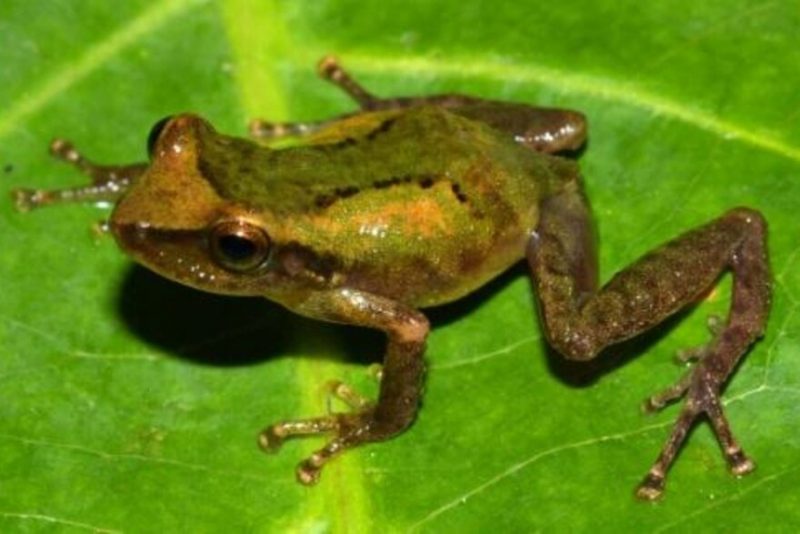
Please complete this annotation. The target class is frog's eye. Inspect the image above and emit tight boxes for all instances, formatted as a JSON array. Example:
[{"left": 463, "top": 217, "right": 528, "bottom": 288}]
[
  {"left": 209, "top": 221, "right": 271, "bottom": 272},
  {"left": 147, "top": 115, "right": 174, "bottom": 158}
]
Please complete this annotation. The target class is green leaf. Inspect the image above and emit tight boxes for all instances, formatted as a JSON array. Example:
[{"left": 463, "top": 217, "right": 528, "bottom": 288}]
[{"left": 2, "top": 0, "right": 798, "bottom": 531}]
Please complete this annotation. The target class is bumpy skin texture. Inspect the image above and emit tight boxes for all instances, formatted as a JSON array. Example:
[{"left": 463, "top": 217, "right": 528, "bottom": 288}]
[{"left": 13, "top": 57, "right": 770, "bottom": 499}]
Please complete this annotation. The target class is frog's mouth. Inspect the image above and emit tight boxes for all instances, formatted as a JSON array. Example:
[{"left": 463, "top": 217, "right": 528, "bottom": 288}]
[{"left": 110, "top": 222, "right": 226, "bottom": 293}]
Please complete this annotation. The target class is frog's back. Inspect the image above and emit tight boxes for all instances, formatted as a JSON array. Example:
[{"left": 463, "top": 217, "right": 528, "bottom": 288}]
[{"left": 201, "top": 106, "right": 578, "bottom": 307}]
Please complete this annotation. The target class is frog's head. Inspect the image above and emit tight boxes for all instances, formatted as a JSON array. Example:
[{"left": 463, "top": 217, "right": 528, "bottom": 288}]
[{"left": 109, "top": 114, "right": 282, "bottom": 296}]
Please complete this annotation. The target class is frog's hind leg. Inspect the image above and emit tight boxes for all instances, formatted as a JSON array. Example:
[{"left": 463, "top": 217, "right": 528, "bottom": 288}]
[
  {"left": 252, "top": 56, "right": 587, "bottom": 154},
  {"left": 527, "top": 189, "right": 770, "bottom": 499},
  {"left": 12, "top": 139, "right": 146, "bottom": 211},
  {"left": 317, "top": 55, "right": 588, "bottom": 153},
  {"left": 453, "top": 104, "right": 588, "bottom": 153}
]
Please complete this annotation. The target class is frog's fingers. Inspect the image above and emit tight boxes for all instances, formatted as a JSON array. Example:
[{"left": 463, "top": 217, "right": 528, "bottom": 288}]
[
  {"left": 317, "top": 55, "right": 379, "bottom": 108},
  {"left": 11, "top": 184, "right": 120, "bottom": 212},
  {"left": 259, "top": 417, "right": 339, "bottom": 453},
  {"left": 326, "top": 380, "right": 373, "bottom": 411},
  {"left": 249, "top": 57, "right": 378, "bottom": 140},
  {"left": 12, "top": 139, "right": 147, "bottom": 211},
  {"left": 249, "top": 119, "right": 329, "bottom": 140},
  {"left": 641, "top": 370, "right": 692, "bottom": 413},
  {"left": 637, "top": 386, "right": 756, "bottom": 501},
  {"left": 49, "top": 139, "right": 146, "bottom": 187},
  {"left": 249, "top": 56, "right": 389, "bottom": 140}
]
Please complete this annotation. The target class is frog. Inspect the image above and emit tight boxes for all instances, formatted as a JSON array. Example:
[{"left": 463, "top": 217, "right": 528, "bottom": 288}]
[{"left": 12, "top": 56, "right": 770, "bottom": 500}]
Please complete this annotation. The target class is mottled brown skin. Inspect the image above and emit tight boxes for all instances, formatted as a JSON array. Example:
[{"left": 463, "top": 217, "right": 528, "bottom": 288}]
[{"left": 12, "top": 56, "right": 770, "bottom": 499}]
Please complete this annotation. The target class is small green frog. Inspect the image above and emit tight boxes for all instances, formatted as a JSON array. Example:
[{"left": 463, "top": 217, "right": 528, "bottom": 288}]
[{"left": 13, "top": 57, "right": 770, "bottom": 500}]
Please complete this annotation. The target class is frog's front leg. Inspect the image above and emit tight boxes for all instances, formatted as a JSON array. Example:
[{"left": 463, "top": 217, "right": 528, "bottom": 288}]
[
  {"left": 527, "top": 188, "right": 770, "bottom": 499},
  {"left": 260, "top": 288, "right": 428, "bottom": 485},
  {"left": 12, "top": 139, "right": 146, "bottom": 211}
]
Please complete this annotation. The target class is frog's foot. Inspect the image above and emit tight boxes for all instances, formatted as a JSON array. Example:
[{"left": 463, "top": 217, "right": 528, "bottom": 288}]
[
  {"left": 636, "top": 359, "right": 756, "bottom": 501},
  {"left": 638, "top": 312, "right": 758, "bottom": 500},
  {"left": 674, "top": 315, "right": 724, "bottom": 364},
  {"left": 641, "top": 371, "right": 692, "bottom": 413},
  {"left": 264, "top": 374, "right": 387, "bottom": 484},
  {"left": 259, "top": 290, "right": 427, "bottom": 485},
  {"left": 12, "top": 188, "right": 54, "bottom": 212},
  {"left": 259, "top": 407, "right": 382, "bottom": 485},
  {"left": 644, "top": 315, "right": 726, "bottom": 412},
  {"left": 12, "top": 139, "right": 145, "bottom": 211},
  {"left": 326, "top": 380, "right": 373, "bottom": 412},
  {"left": 324, "top": 364, "right": 384, "bottom": 412},
  {"left": 366, "top": 363, "right": 383, "bottom": 382}
]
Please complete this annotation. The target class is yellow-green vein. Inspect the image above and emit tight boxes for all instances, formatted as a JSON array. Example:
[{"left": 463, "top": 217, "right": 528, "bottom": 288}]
[
  {"left": 218, "top": 0, "right": 292, "bottom": 122},
  {"left": 0, "top": 511, "right": 120, "bottom": 534},
  {"left": 217, "top": 2, "right": 372, "bottom": 532},
  {"left": 0, "top": 0, "right": 208, "bottom": 140}
]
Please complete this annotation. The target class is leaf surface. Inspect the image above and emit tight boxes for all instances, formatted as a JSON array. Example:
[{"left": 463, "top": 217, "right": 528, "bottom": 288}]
[{"left": 1, "top": 1, "right": 798, "bottom": 531}]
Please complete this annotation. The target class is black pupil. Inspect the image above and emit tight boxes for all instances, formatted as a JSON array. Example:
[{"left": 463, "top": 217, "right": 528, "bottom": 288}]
[
  {"left": 218, "top": 234, "right": 257, "bottom": 262},
  {"left": 147, "top": 115, "right": 173, "bottom": 157}
]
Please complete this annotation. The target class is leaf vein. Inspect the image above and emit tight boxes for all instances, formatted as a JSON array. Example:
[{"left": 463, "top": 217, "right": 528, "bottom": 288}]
[
  {"left": 0, "top": 0, "right": 209, "bottom": 139},
  {"left": 431, "top": 335, "right": 539, "bottom": 370},
  {"left": 653, "top": 464, "right": 800, "bottom": 533},
  {"left": 0, "top": 510, "right": 121, "bottom": 533},
  {"left": 408, "top": 422, "right": 670, "bottom": 531},
  {"left": 0, "top": 432, "right": 275, "bottom": 484}
]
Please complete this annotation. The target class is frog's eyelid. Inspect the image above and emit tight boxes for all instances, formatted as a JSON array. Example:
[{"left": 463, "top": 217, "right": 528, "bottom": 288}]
[{"left": 147, "top": 116, "right": 174, "bottom": 158}]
